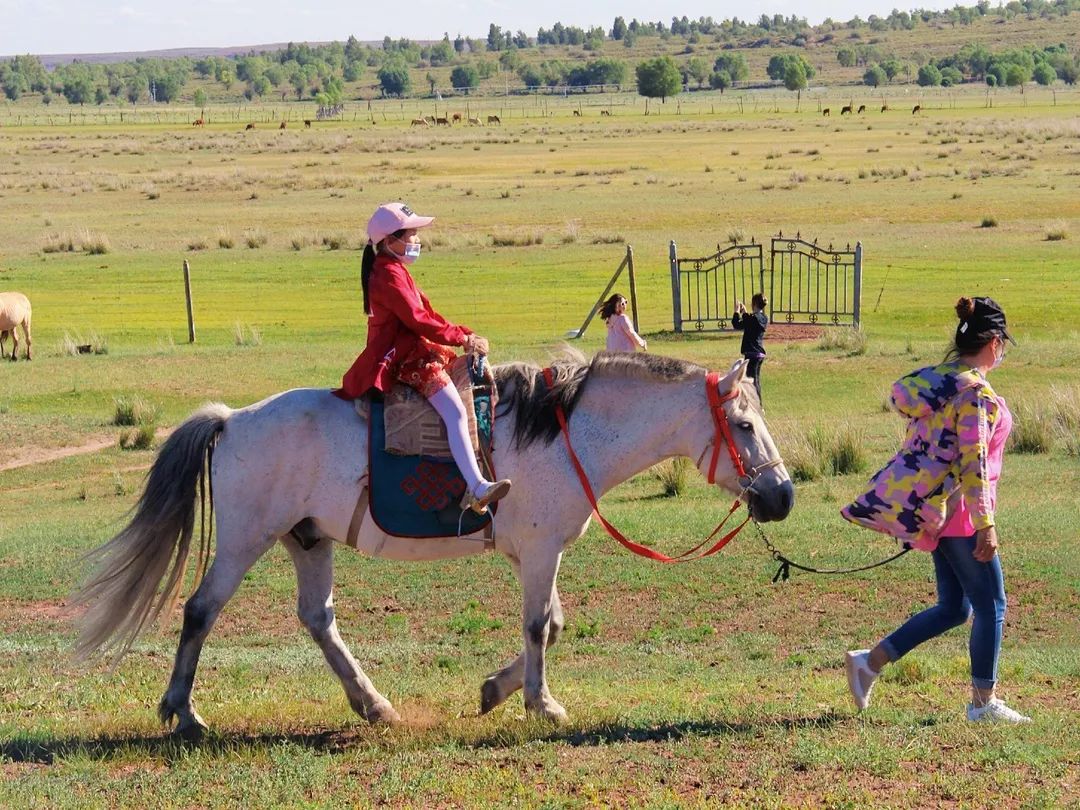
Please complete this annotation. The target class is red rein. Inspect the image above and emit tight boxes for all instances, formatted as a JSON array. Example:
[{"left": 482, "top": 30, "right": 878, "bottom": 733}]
[{"left": 543, "top": 368, "right": 750, "bottom": 563}]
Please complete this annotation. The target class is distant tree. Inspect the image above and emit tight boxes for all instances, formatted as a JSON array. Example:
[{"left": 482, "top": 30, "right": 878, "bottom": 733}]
[
  {"left": 425, "top": 71, "right": 436, "bottom": 95},
  {"left": 713, "top": 53, "right": 748, "bottom": 83},
  {"left": 251, "top": 75, "right": 271, "bottom": 98},
  {"left": 429, "top": 39, "right": 454, "bottom": 66},
  {"left": 125, "top": 75, "right": 144, "bottom": 104},
  {"left": 1004, "top": 62, "right": 1030, "bottom": 87},
  {"left": 612, "top": 16, "right": 628, "bottom": 40},
  {"left": 767, "top": 53, "right": 814, "bottom": 82},
  {"left": 193, "top": 88, "right": 207, "bottom": 108},
  {"left": 454, "top": 34, "right": 466, "bottom": 53},
  {"left": 499, "top": 49, "right": 522, "bottom": 72},
  {"left": 1033, "top": 62, "right": 1056, "bottom": 85},
  {"left": 378, "top": 62, "right": 411, "bottom": 97},
  {"left": 985, "top": 73, "right": 998, "bottom": 87},
  {"left": 61, "top": 73, "right": 94, "bottom": 105},
  {"left": 635, "top": 55, "right": 681, "bottom": 111},
  {"left": 837, "top": 47, "right": 856, "bottom": 67},
  {"left": 710, "top": 69, "right": 732, "bottom": 92},
  {"left": 343, "top": 61, "right": 363, "bottom": 82},
  {"left": 587, "top": 58, "right": 627, "bottom": 87},
  {"left": 917, "top": 63, "right": 942, "bottom": 86},
  {"left": 1059, "top": 61, "right": 1079, "bottom": 85},
  {"left": 450, "top": 64, "right": 479, "bottom": 93},
  {"left": 940, "top": 66, "right": 963, "bottom": 86},
  {"left": 863, "top": 64, "right": 887, "bottom": 86},
  {"left": 783, "top": 60, "right": 808, "bottom": 108},
  {"left": 487, "top": 23, "right": 504, "bottom": 51},
  {"left": 94, "top": 85, "right": 108, "bottom": 105},
  {"left": 685, "top": 56, "right": 710, "bottom": 88},
  {"left": 518, "top": 65, "right": 543, "bottom": 88}
]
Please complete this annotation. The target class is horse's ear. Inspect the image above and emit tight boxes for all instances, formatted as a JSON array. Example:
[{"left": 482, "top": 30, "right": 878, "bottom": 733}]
[{"left": 717, "top": 359, "right": 748, "bottom": 395}]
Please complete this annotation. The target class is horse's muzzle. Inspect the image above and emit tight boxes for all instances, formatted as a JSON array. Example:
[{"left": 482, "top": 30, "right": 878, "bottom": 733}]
[{"left": 748, "top": 479, "right": 795, "bottom": 523}]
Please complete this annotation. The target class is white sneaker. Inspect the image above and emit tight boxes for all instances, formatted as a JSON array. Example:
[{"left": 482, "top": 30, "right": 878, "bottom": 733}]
[
  {"left": 845, "top": 649, "right": 879, "bottom": 711},
  {"left": 966, "top": 698, "right": 1031, "bottom": 724}
]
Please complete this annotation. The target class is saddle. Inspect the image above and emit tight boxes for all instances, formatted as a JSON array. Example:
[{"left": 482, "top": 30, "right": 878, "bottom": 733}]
[{"left": 352, "top": 355, "right": 498, "bottom": 541}]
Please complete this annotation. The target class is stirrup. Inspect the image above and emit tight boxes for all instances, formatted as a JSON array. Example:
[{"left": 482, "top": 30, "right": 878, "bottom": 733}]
[{"left": 461, "top": 479, "right": 512, "bottom": 515}]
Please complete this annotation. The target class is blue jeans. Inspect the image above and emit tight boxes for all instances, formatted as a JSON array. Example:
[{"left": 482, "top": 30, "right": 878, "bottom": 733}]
[{"left": 881, "top": 533, "right": 1007, "bottom": 689}]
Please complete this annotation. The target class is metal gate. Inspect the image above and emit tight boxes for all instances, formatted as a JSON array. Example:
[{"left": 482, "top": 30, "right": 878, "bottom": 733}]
[
  {"left": 668, "top": 241, "right": 765, "bottom": 332},
  {"left": 670, "top": 234, "right": 862, "bottom": 332}
]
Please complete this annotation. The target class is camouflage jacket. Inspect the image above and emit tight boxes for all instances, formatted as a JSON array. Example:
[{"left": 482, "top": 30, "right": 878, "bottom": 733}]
[{"left": 841, "top": 361, "right": 1000, "bottom": 549}]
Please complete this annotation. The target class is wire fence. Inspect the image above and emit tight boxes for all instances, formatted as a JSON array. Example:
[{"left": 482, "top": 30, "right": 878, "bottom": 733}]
[{"left": 0, "top": 84, "right": 1077, "bottom": 127}]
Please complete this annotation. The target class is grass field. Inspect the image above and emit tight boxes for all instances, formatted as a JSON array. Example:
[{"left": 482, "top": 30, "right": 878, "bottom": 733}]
[{"left": 1, "top": 85, "right": 1079, "bottom": 807}]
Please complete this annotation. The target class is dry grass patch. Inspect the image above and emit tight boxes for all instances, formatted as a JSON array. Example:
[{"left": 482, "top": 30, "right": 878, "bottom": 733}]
[{"left": 1044, "top": 220, "right": 1068, "bottom": 241}]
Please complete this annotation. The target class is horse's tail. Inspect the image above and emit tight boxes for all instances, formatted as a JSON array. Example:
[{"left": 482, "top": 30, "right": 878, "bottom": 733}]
[{"left": 73, "top": 403, "right": 232, "bottom": 662}]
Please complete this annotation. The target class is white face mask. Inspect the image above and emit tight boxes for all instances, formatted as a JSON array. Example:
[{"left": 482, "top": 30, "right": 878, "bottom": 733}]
[
  {"left": 387, "top": 241, "right": 421, "bottom": 264},
  {"left": 991, "top": 339, "right": 1006, "bottom": 369}
]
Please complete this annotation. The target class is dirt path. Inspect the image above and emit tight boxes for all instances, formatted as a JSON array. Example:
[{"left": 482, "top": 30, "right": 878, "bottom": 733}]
[{"left": 0, "top": 428, "right": 171, "bottom": 473}]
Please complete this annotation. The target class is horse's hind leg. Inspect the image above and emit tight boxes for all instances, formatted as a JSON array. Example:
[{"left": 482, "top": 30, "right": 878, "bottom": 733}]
[
  {"left": 480, "top": 570, "right": 564, "bottom": 715},
  {"left": 0, "top": 331, "right": 7, "bottom": 359},
  {"left": 21, "top": 318, "right": 31, "bottom": 361},
  {"left": 159, "top": 528, "right": 276, "bottom": 740},
  {"left": 282, "top": 535, "right": 400, "bottom": 724}
]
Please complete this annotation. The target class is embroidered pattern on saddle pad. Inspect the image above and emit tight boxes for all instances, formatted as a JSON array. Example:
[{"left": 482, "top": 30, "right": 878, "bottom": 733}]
[{"left": 367, "top": 398, "right": 495, "bottom": 538}]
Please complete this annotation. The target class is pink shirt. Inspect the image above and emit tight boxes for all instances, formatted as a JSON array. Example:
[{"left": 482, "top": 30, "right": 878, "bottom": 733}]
[
  {"left": 940, "top": 395, "right": 1012, "bottom": 538},
  {"left": 606, "top": 313, "right": 646, "bottom": 352}
]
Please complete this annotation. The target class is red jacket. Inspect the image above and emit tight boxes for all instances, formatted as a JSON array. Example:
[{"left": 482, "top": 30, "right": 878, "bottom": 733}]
[{"left": 336, "top": 254, "right": 472, "bottom": 399}]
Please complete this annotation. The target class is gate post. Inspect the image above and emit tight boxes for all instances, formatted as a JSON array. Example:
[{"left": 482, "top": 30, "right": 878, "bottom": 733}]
[
  {"left": 853, "top": 241, "right": 863, "bottom": 328},
  {"left": 669, "top": 240, "right": 682, "bottom": 333},
  {"left": 626, "top": 244, "right": 640, "bottom": 333}
]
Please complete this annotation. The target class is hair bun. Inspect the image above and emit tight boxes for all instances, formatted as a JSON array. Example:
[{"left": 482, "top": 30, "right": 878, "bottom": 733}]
[{"left": 955, "top": 297, "right": 975, "bottom": 320}]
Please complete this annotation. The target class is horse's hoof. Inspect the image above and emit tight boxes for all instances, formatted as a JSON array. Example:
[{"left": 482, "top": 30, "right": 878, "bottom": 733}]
[
  {"left": 480, "top": 677, "right": 507, "bottom": 714},
  {"left": 525, "top": 700, "right": 569, "bottom": 725},
  {"left": 174, "top": 721, "right": 206, "bottom": 747},
  {"left": 364, "top": 701, "right": 401, "bottom": 725}
]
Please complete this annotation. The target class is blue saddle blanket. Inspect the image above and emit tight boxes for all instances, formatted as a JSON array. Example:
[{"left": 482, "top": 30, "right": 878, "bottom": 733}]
[{"left": 367, "top": 398, "right": 495, "bottom": 539}]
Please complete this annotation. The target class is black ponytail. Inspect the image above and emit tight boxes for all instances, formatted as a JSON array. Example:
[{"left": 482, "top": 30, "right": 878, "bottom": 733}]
[
  {"left": 360, "top": 229, "right": 406, "bottom": 316},
  {"left": 361, "top": 242, "right": 376, "bottom": 315}
]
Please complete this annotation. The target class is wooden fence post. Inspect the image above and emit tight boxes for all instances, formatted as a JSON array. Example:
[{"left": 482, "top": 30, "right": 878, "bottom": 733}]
[{"left": 183, "top": 259, "right": 196, "bottom": 343}]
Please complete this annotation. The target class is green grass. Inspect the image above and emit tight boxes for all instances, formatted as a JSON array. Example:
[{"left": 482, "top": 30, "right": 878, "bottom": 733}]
[{"left": 1, "top": 94, "right": 1078, "bottom": 807}]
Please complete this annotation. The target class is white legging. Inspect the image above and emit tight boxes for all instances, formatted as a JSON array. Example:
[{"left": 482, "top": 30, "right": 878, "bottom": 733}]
[{"left": 427, "top": 384, "right": 487, "bottom": 495}]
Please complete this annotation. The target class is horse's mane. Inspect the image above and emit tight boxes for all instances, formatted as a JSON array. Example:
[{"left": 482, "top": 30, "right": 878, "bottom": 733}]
[{"left": 494, "top": 349, "right": 706, "bottom": 449}]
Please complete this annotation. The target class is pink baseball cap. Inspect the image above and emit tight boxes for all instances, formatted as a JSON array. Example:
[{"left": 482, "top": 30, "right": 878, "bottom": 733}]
[{"left": 366, "top": 202, "right": 434, "bottom": 245}]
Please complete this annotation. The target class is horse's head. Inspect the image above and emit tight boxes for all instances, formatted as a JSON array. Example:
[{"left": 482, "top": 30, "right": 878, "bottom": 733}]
[{"left": 696, "top": 360, "right": 794, "bottom": 523}]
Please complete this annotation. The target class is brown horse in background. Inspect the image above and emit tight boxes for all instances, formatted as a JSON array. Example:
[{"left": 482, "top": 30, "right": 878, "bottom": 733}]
[{"left": 0, "top": 292, "right": 32, "bottom": 360}]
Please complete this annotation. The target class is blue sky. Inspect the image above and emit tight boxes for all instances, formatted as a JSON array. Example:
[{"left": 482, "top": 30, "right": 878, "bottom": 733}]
[{"left": 2, "top": 0, "right": 955, "bottom": 56}]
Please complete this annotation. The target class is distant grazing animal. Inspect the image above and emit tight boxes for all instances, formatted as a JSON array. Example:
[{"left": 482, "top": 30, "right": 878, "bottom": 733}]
[
  {"left": 487, "top": 114, "right": 501, "bottom": 124},
  {"left": 192, "top": 118, "right": 204, "bottom": 127},
  {"left": 881, "top": 104, "right": 889, "bottom": 113},
  {"left": 279, "top": 121, "right": 287, "bottom": 130},
  {"left": 424, "top": 116, "right": 436, "bottom": 126},
  {"left": 822, "top": 108, "right": 830, "bottom": 117},
  {"left": 468, "top": 117, "right": 482, "bottom": 126},
  {"left": 304, "top": 119, "right": 312, "bottom": 128},
  {"left": 451, "top": 112, "right": 462, "bottom": 123},
  {"left": 0, "top": 292, "right": 32, "bottom": 361},
  {"left": 912, "top": 105, "right": 921, "bottom": 115},
  {"left": 573, "top": 109, "right": 581, "bottom": 117},
  {"left": 600, "top": 109, "right": 611, "bottom": 117},
  {"left": 857, "top": 105, "right": 866, "bottom": 114},
  {"left": 410, "top": 118, "right": 429, "bottom": 127},
  {"left": 840, "top": 104, "right": 853, "bottom": 115},
  {"left": 435, "top": 116, "right": 450, "bottom": 126},
  {"left": 245, "top": 123, "right": 255, "bottom": 131}
]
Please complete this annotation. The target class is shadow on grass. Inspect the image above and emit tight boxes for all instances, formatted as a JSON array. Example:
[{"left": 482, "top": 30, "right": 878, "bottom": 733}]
[
  {"left": 4, "top": 711, "right": 860, "bottom": 764},
  {"left": 2, "top": 728, "right": 359, "bottom": 764},
  {"left": 471, "top": 711, "right": 848, "bottom": 749}
]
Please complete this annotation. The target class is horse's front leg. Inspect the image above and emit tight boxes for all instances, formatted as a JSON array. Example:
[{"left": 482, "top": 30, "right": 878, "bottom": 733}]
[
  {"left": 481, "top": 558, "right": 564, "bottom": 714},
  {"left": 518, "top": 541, "right": 568, "bottom": 723},
  {"left": 281, "top": 535, "right": 399, "bottom": 724}
]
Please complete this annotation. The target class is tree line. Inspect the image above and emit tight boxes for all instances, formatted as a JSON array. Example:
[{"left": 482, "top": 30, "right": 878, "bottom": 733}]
[{"left": 2, "top": 1, "right": 1080, "bottom": 106}]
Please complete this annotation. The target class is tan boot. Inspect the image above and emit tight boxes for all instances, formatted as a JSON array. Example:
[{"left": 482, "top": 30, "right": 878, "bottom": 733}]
[{"left": 462, "top": 479, "right": 512, "bottom": 514}]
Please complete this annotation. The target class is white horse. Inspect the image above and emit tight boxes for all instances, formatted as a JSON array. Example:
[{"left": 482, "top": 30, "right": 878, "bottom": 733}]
[
  {"left": 74, "top": 352, "right": 793, "bottom": 739},
  {"left": 0, "top": 291, "right": 32, "bottom": 361}
]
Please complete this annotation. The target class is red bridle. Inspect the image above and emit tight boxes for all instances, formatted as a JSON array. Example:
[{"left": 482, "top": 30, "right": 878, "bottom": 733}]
[{"left": 542, "top": 367, "right": 759, "bottom": 563}]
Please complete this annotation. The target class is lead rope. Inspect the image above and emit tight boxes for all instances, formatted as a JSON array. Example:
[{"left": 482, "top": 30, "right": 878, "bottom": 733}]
[{"left": 754, "top": 522, "right": 910, "bottom": 582}]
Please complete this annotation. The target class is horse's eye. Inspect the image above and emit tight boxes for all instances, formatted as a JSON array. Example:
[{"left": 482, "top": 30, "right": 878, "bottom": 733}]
[{"left": 738, "top": 420, "right": 754, "bottom": 432}]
